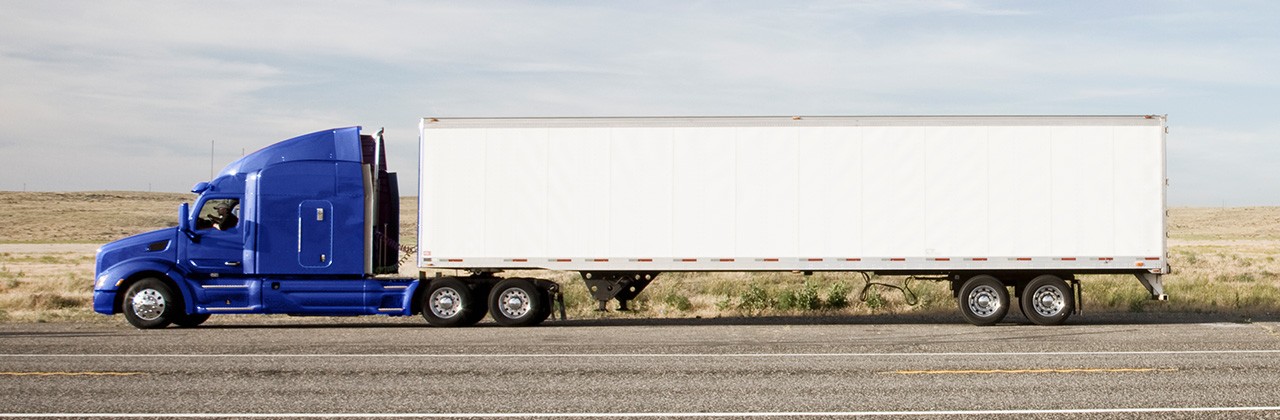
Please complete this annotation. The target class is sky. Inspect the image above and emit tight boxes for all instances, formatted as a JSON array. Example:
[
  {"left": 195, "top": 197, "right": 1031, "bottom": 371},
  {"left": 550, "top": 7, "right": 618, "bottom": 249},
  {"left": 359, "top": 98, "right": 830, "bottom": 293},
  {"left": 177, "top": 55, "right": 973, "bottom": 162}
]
[{"left": 0, "top": 1, "right": 1276, "bottom": 206}]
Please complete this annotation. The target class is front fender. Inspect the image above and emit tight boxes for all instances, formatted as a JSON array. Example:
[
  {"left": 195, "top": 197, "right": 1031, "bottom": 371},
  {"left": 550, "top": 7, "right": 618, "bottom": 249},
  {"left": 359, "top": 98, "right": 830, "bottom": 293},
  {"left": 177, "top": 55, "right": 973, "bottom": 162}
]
[{"left": 94, "top": 258, "right": 195, "bottom": 315}]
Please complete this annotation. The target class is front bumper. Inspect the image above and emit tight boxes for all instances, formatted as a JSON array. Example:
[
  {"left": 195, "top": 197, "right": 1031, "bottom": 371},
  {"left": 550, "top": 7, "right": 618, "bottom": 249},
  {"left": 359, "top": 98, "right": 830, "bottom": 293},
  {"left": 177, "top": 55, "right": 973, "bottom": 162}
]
[{"left": 93, "top": 290, "right": 117, "bottom": 315}]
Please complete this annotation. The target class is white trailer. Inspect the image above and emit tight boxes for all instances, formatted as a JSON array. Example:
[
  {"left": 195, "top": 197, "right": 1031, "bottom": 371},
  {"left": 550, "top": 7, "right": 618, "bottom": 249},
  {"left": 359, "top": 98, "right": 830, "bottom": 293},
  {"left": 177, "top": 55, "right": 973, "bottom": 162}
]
[{"left": 417, "top": 115, "right": 1169, "bottom": 326}]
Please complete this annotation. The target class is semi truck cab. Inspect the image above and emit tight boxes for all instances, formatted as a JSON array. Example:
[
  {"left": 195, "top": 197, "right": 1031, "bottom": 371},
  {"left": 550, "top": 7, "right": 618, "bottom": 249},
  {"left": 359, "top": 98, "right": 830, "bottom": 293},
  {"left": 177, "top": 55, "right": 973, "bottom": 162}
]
[{"left": 93, "top": 127, "right": 408, "bottom": 328}]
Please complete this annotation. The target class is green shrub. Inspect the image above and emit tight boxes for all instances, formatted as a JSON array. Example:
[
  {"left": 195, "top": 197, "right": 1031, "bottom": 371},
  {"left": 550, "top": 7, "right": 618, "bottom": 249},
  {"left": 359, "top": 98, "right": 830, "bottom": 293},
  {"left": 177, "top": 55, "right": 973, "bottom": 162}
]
[
  {"left": 795, "top": 281, "right": 821, "bottom": 310},
  {"left": 663, "top": 293, "right": 692, "bottom": 311},
  {"left": 776, "top": 289, "right": 798, "bottom": 311},
  {"left": 863, "top": 287, "right": 884, "bottom": 310},
  {"left": 738, "top": 284, "right": 772, "bottom": 314},
  {"left": 827, "top": 281, "right": 849, "bottom": 309}
]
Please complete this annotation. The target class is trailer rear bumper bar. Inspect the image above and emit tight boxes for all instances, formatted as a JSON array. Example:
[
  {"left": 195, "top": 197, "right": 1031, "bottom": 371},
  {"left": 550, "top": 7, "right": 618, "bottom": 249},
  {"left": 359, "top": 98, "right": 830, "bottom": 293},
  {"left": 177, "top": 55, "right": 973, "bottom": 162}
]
[{"left": 1136, "top": 272, "right": 1169, "bottom": 301}]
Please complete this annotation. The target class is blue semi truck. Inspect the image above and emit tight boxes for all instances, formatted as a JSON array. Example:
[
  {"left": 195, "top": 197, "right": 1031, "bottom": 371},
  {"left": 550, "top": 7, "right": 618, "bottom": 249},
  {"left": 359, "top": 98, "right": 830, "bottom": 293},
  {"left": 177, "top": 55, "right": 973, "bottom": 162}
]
[
  {"left": 95, "top": 117, "right": 1171, "bottom": 328},
  {"left": 98, "top": 127, "right": 429, "bottom": 328}
]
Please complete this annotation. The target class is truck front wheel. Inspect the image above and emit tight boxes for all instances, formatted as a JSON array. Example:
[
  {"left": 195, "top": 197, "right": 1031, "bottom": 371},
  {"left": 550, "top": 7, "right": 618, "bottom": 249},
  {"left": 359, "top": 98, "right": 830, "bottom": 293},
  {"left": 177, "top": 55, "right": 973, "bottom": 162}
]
[
  {"left": 173, "top": 313, "right": 211, "bottom": 328},
  {"left": 957, "top": 275, "right": 1009, "bottom": 326},
  {"left": 122, "top": 278, "right": 179, "bottom": 329},
  {"left": 422, "top": 278, "right": 483, "bottom": 327},
  {"left": 1020, "top": 275, "right": 1074, "bottom": 325},
  {"left": 489, "top": 279, "right": 548, "bottom": 327}
]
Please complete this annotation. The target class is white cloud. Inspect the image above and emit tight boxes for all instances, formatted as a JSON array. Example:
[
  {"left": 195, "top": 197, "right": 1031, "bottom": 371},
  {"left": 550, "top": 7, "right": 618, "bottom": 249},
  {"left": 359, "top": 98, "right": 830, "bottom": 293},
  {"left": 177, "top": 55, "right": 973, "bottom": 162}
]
[{"left": 0, "top": 1, "right": 1277, "bottom": 205}]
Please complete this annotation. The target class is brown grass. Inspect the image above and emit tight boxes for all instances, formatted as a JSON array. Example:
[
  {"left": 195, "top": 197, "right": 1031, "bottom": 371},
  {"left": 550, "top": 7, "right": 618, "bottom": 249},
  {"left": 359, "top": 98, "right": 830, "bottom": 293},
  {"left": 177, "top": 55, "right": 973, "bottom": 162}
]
[{"left": 1, "top": 192, "right": 1278, "bottom": 323}]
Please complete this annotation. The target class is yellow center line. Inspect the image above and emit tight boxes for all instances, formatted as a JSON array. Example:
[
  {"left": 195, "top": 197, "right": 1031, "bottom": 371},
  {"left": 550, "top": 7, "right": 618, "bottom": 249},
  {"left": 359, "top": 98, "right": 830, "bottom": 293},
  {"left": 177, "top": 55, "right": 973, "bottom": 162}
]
[
  {"left": 887, "top": 368, "right": 1178, "bottom": 375},
  {"left": 0, "top": 371, "right": 145, "bottom": 377}
]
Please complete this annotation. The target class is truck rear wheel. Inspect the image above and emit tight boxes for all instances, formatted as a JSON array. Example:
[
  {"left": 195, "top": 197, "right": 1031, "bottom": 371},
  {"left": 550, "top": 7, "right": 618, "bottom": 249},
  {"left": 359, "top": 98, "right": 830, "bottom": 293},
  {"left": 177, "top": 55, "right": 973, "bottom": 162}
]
[
  {"left": 489, "top": 279, "right": 548, "bottom": 327},
  {"left": 422, "top": 278, "right": 483, "bottom": 327},
  {"left": 122, "top": 278, "right": 178, "bottom": 329},
  {"left": 957, "top": 275, "right": 1009, "bottom": 326},
  {"left": 1021, "top": 275, "right": 1074, "bottom": 325}
]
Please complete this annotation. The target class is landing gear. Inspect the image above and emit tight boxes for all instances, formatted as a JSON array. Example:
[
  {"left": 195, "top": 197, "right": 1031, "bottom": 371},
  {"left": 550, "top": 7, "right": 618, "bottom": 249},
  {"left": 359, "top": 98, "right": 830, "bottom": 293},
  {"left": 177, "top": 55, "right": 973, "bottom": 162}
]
[{"left": 581, "top": 272, "right": 657, "bottom": 311}]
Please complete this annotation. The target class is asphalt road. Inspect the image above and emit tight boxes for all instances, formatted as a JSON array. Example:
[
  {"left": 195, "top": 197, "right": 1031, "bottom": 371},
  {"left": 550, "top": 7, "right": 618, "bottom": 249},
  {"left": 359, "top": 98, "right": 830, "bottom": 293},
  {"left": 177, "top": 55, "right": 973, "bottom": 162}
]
[{"left": 2, "top": 313, "right": 1280, "bottom": 419}]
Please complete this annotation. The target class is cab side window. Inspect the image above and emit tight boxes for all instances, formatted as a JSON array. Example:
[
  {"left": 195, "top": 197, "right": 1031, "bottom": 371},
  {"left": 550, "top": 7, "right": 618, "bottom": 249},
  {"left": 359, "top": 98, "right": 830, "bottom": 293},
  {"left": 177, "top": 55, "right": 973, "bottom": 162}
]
[{"left": 196, "top": 199, "right": 240, "bottom": 231}]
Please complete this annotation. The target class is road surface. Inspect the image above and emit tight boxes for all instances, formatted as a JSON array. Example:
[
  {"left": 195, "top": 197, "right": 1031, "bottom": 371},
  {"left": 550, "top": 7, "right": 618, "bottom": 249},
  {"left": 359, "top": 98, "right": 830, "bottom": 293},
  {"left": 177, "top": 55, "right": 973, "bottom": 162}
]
[{"left": 2, "top": 313, "right": 1279, "bottom": 418}]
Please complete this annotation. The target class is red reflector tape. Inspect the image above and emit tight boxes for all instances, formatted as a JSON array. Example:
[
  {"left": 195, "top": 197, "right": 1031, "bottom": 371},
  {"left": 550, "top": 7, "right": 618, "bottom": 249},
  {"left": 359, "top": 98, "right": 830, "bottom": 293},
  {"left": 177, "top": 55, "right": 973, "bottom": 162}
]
[
  {"left": 971, "top": 258, "right": 988, "bottom": 261},
  {"left": 1061, "top": 258, "right": 1077, "bottom": 261},
  {"left": 807, "top": 258, "right": 824, "bottom": 262},
  {"left": 934, "top": 258, "right": 950, "bottom": 262},
  {"left": 1145, "top": 257, "right": 1161, "bottom": 261},
  {"left": 763, "top": 258, "right": 780, "bottom": 262},
  {"left": 512, "top": 259, "right": 528, "bottom": 262},
  {"left": 845, "top": 258, "right": 861, "bottom": 262},
  {"left": 554, "top": 259, "right": 572, "bottom": 262},
  {"left": 680, "top": 258, "right": 697, "bottom": 262},
  {"left": 592, "top": 259, "right": 609, "bottom": 262},
  {"left": 636, "top": 258, "right": 653, "bottom": 262},
  {"left": 1016, "top": 258, "right": 1032, "bottom": 261},
  {"left": 446, "top": 259, "right": 463, "bottom": 262},
  {"left": 1098, "top": 257, "right": 1113, "bottom": 261},
  {"left": 889, "top": 258, "right": 905, "bottom": 262},
  {"left": 719, "top": 258, "right": 735, "bottom": 262}
]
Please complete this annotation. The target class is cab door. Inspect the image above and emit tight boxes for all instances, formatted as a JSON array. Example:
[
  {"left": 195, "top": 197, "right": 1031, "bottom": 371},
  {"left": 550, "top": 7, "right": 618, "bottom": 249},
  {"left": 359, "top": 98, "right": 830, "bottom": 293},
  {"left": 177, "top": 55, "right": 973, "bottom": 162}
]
[
  {"left": 181, "top": 197, "right": 260, "bottom": 312},
  {"left": 184, "top": 198, "right": 245, "bottom": 275}
]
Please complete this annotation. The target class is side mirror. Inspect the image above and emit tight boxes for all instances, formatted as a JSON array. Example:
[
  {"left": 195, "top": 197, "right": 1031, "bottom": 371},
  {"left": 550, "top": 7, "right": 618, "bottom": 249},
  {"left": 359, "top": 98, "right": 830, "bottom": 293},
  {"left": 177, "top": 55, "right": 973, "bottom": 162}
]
[
  {"left": 191, "top": 182, "right": 212, "bottom": 194},
  {"left": 178, "top": 203, "right": 199, "bottom": 242}
]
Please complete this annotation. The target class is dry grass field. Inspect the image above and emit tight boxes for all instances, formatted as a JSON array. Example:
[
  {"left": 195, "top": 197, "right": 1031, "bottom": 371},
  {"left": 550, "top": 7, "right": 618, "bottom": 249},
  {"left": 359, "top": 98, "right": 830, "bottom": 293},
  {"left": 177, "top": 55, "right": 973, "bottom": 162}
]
[{"left": 1, "top": 191, "right": 1278, "bottom": 323}]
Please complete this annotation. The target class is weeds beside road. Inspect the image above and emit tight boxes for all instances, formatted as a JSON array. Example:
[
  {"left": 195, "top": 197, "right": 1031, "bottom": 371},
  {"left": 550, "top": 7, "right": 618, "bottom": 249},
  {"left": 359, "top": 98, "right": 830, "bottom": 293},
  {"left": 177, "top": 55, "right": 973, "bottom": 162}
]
[{"left": 1, "top": 191, "right": 1278, "bottom": 323}]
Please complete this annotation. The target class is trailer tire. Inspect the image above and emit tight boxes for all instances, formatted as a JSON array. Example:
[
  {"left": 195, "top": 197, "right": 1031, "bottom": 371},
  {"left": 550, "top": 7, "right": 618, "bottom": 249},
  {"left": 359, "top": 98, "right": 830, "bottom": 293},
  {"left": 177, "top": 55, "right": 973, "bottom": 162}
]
[
  {"left": 422, "top": 278, "right": 482, "bottom": 327},
  {"left": 489, "top": 279, "right": 546, "bottom": 327},
  {"left": 957, "top": 275, "right": 1009, "bottom": 326},
  {"left": 1021, "top": 275, "right": 1074, "bottom": 325},
  {"left": 122, "top": 278, "right": 178, "bottom": 329},
  {"left": 173, "top": 313, "right": 211, "bottom": 328}
]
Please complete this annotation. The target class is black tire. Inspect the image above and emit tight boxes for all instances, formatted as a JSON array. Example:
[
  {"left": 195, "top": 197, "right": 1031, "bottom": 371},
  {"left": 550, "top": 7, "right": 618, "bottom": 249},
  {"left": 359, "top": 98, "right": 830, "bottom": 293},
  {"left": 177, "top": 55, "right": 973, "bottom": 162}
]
[
  {"left": 461, "top": 283, "right": 491, "bottom": 326},
  {"left": 488, "top": 279, "right": 548, "bottom": 327},
  {"left": 172, "top": 313, "right": 211, "bottom": 328},
  {"left": 532, "top": 288, "right": 554, "bottom": 324},
  {"left": 421, "top": 278, "right": 482, "bottom": 327},
  {"left": 957, "top": 275, "right": 1009, "bottom": 326},
  {"left": 1020, "top": 275, "right": 1075, "bottom": 325},
  {"left": 122, "top": 278, "right": 179, "bottom": 329}
]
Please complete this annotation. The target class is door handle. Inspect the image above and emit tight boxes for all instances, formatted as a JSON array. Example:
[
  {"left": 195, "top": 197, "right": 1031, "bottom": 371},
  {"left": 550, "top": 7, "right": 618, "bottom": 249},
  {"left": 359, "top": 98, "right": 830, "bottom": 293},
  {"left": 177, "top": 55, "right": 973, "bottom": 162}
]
[{"left": 224, "top": 261, "right": 241, "bottom": 267}]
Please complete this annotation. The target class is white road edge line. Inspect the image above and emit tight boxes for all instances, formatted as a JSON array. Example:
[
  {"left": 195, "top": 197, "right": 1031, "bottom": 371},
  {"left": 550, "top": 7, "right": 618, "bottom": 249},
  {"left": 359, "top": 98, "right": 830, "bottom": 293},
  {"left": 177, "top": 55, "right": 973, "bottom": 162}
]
[
  {"left": 2, "top": 350, "right": 1280, "bottom": 358},
  {"left": 3, "top": 407, "right": 1280, "bottom": 418}
]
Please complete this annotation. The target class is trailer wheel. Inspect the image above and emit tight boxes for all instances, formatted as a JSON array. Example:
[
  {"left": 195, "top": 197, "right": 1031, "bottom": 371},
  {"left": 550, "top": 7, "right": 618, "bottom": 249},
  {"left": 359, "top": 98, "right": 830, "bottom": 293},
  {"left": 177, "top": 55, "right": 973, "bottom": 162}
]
[
  {"left": 489, "top": 279, "right": 547, "bottom": 327},
  {"left": 957, "top": 275, "right": 1009, "bottom": 326},
  {"left": 172, "top": 313, "right": 211, "bottom": 328},
  {"left": 122, "top": 278, "right": 178, "bottom": 329},
  {"left": 1021, "top": 275, "right": 1074, "bottom": 325},
  {"left": 422, "top": 278, "right": 482, "bottom": 327}
]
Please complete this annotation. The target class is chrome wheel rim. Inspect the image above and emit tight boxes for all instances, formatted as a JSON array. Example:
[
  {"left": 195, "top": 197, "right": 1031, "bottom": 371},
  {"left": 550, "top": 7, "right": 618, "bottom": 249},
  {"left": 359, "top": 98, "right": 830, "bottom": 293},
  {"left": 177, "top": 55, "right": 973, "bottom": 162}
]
[
  {"left": 1031, "top": 285, "right": 1066, "bottom": 317},
  {"left": 967, "top": 285, "right": 1001, "bottom": 318},
  {"left": 131, "top": 289, "right": 166, "bottom": 321},
  {"left": 429, "top": 288, "right": 463, "bottom": 319},
  {"left": 498, "top": 288, "right": 531, "bottom": 319}
]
